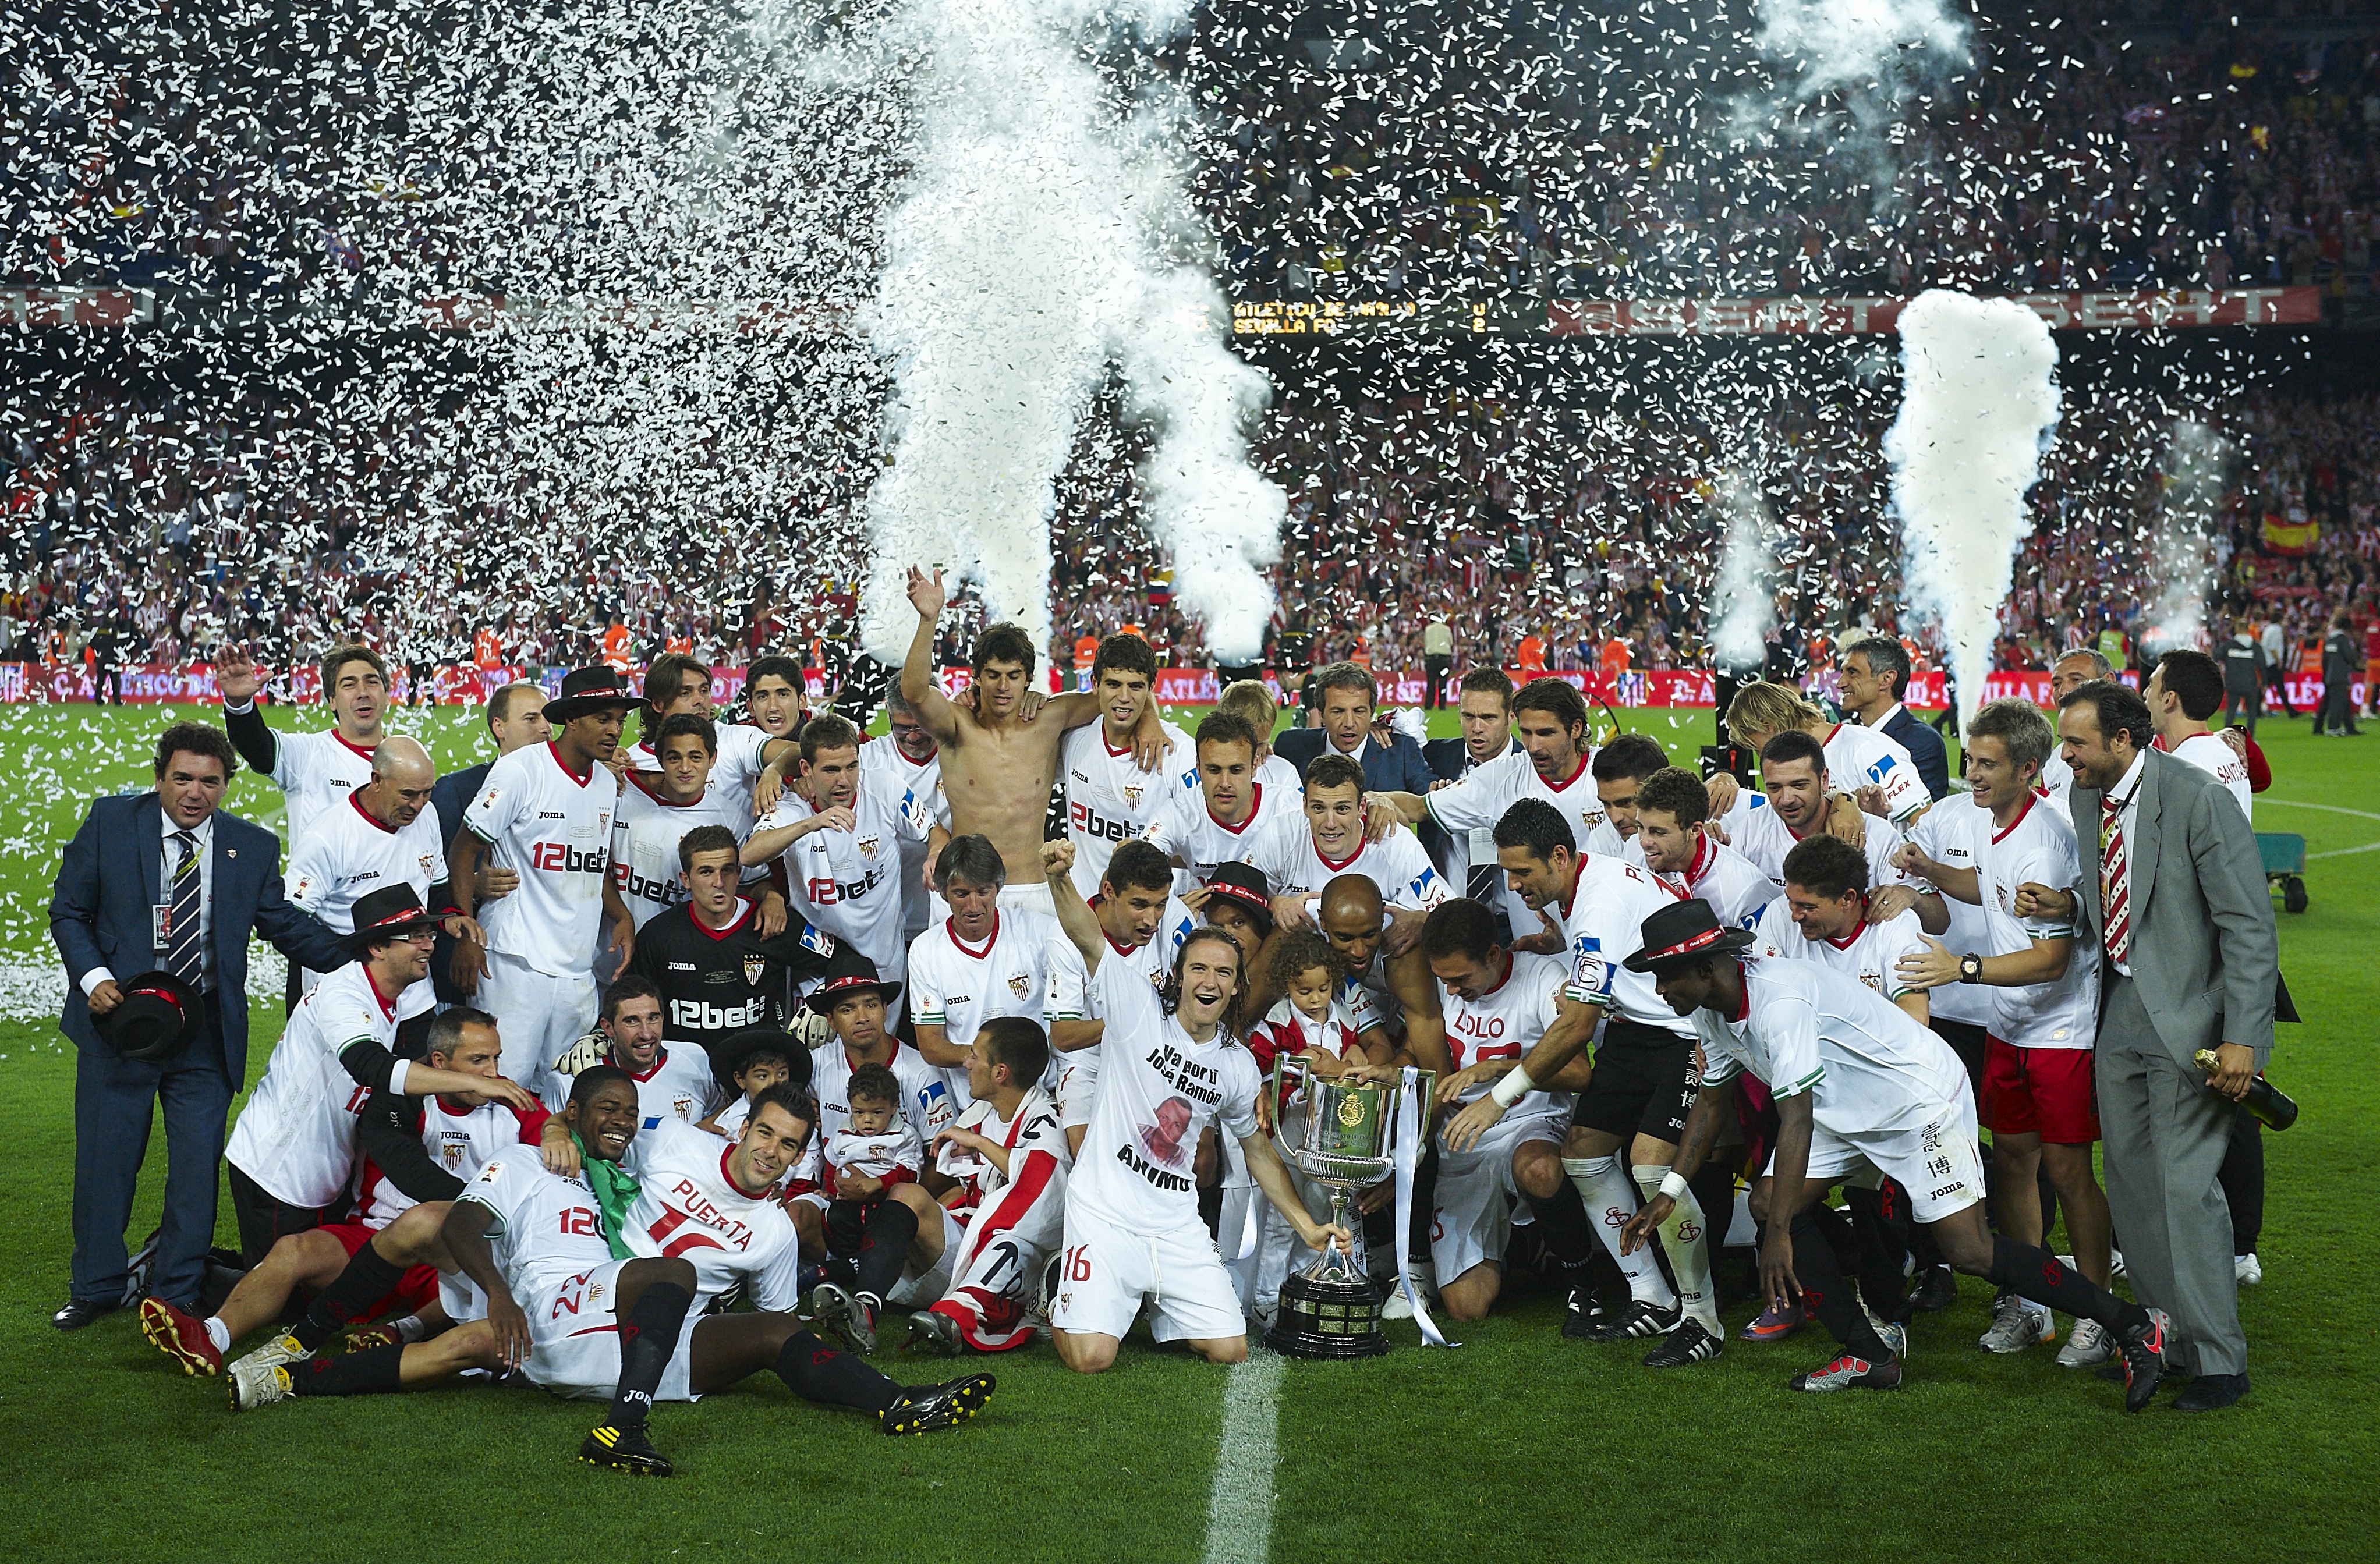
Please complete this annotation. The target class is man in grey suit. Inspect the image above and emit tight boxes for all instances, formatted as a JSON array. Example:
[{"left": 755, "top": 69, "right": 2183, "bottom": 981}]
[{"left": 2031, "top": 682, "right": 2276, "bottom": 1411}]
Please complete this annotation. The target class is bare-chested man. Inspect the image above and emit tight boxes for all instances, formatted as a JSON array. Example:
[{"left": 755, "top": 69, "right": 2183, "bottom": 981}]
[{"left": 899, "top": 568, "right": 1166, "bottom": 915}]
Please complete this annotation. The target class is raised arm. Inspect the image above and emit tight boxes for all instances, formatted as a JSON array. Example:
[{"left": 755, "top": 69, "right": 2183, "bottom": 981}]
[
  {"left": 899, "top": 567, "right": 966, "bottom": 746},
  {"left": 214, "top": 648, "right": 283, "bottom": 777},
  {"left": 1042, "top": 839, "right": 1102, "bottom": 974}
]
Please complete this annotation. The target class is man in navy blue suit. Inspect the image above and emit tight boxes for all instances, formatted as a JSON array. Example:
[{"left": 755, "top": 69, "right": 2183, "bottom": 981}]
[
  {"left": 1272, "top": 661, "right": 1439, "bottom": 795},
  {"left": 1839, "top": 636, "right": 1952, "bottom": 800},
  {"left": 49, "top": 722, "right": 348, "bottom": 1329},
  {"left": 427, "top": 680, "right": 547, "bottom": 1005}
]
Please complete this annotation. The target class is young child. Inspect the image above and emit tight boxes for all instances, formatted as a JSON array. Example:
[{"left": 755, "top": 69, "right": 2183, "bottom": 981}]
[
  {"left": 819, "top": 1063, "right": 925, "bottom": 1267},
  {"left": 697, "top": 1037, "right": 795, "bottom": 1140},
  {"left": 1245, "top": 931, "right": 1372, "bottom": 1322}
]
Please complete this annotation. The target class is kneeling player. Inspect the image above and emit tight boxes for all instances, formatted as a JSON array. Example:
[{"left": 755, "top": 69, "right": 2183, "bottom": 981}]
[
  {"left": 1416, "top": 901, "right": 1589, "bottom": 1325},
  {"left": 1042, "top": 842, "right": 1348, "bottom": 1373},
  {"left": 1622, "top": 903, "right": 2172, "bottom": 1406},
  {"left": 911, "top": 1016, "right": 1073, "bottom": 1354},
  {"left": 226, "top": 1068, "right": 993, "bottom": 1470}
]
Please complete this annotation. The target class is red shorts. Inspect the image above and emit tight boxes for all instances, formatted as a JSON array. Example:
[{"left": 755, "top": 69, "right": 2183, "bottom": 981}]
[
  {"left": 1980, "top": 1037, "right": 2100, "bottom": 1144},
  {"left": 321, "top": 1222, "right": 442, "bottom": 1316}
]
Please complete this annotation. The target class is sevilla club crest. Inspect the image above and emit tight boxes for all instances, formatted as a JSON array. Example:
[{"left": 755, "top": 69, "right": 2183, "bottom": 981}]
[
  {"left": 858, "top": 835, "right": 881, "bottom": 861},
  {"left": 743, "top": 955, "right": 767, "bottom": 986},
  {"left": 1122, "top": 785, "right": 1143, "bottom": 809},
  {"left": 1007, "top": 973, "right": 1030, "bottom": 999}
]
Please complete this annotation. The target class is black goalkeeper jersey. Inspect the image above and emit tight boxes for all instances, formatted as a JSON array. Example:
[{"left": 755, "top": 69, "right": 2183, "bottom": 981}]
[{"left": 623, "top": 899, "right": 837, "bottom": 1068}]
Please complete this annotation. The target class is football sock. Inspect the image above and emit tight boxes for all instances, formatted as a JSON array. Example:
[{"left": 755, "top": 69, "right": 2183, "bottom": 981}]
[
  {"left": 775, "top": 1328, "right": 898, "bottom": 1413},
  {"left": 291, "top": 1342, "right": 404, "bottom": 1396},
  {"left": 852, "top": 1200, "right": 919, "bottom": 1308},
  {"left": 1842, "top": 1186, "right": 1911, "bottom": 1325},
  {"left": 1688, "top": 1161, "right": 1737, "bottom": 1297},
  {"left": 1985, "top": 1237, "right": 2150, "bottom": 1335},
  {"left": 203, "top": 1316, "right": 232, "bottom": 1354},
  {"left": 610, "top": 1281, "right": 695, "bottom": 1430},
  {"left": 1522, "top": 1179, "right": 1595, "bottom": 1267},
  {"left": 1787, "top": 1207, "right": 1894, "bottom": 1361},
  {"left": 292, "top": 1242, "right": 404, "bottom": 1351},
  {"left": 1633, "top": 1166, "right": 1721, "bottom": 1334},
  {"left": 1564, "top": 1157, "right": 1673, "bottom": 1307}
]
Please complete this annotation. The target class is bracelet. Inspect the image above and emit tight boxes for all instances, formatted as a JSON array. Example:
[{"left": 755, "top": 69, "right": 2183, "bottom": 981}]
[
  {"left": 1659, "top": 1169, "right": 1691, "bottom": 1201},
  {"left": 1488, "top": 1065, "right": 1536, "bottom": 1108}
]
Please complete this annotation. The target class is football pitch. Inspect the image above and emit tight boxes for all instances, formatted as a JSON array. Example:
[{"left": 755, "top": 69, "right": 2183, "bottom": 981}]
[{"left": 0, "top": 700, "right": 2372, "bottom": 1561}]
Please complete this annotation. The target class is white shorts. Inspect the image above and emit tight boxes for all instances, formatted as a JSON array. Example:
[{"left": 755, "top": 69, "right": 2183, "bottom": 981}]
[
  {"left": 1431, "top": 1107, "right": 1565, "bottom": 1282},
  {"left": 520, "top": 1260, "right": 700, "bottom": 1402},
  {"left": 1769, "top": 1094, "right": 1988, "bottom": 1226},
  {"left": 1057, "top": 1047, "right": 1100, "bottom": 1131},
  {"left": 1050, "top": 1202, "right": 1244, "bottom": 1345},
  {"left": 478, "top": 951, "right": 597, "bottom": 1095}
]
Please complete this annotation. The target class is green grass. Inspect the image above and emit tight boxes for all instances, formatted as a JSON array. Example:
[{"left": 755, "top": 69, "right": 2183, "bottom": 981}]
[{"left": 1, "top": 701, "right": 2372, "bottom": 1559}]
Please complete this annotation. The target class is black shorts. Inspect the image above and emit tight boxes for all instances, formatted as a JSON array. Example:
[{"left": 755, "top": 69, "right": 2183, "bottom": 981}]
[
  {"left": 1929, "top": 1017, "right": 1990, "bottom": 1097},
  {"left": 228, "top": 1162, "right": 331, "bottom": 1269},
  {"left": 1572, "top": 1019, "right": 1698, "bottom": 1145}
]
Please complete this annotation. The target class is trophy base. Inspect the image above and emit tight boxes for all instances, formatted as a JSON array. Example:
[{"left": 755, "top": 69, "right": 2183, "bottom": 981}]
[{"left": 1265, "top": 1271, "right": 1390, "bottom": 1360}]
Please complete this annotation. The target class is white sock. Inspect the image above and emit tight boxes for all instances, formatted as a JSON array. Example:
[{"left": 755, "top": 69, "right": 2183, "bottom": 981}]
[
  {"left": 203, "top": 1316, "right": 231, "bottom": 1353},
  {"left": 1633, "top": 1165, "right": 1722, "bottom": 1335},
  {"left": 392, "top": 1314, "right": 428, "bottom": 1344},
  {"left": 1564, "top": 1155, "right": 1673, "bottom": 1306}
]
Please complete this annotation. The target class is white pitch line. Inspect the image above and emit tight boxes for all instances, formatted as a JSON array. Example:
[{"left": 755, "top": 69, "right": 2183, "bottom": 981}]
[
  {"left": 2244, "top": 799, "right": 2380, "bottom": 861},
  {"left": 1201, "top": 1352, "right": 1285, "bottom": 1564}
]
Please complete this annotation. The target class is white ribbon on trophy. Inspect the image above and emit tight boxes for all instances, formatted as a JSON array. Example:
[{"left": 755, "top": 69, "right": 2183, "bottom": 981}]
[{"left": 1390, "top": 1065, "right": 1458, "bottom": 1349}]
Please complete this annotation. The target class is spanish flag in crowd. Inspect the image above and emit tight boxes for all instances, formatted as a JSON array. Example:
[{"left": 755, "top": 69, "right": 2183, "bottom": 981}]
[{"left": 2262, "top": 511, "right": 2318, "bottom": 556}]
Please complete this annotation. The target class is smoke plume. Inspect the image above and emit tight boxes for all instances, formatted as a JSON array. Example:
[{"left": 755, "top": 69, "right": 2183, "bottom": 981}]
[
  {"left": 1708, "top": 472, "right": 1777, "bottom": 675},
  {"left": 855, "top": 0, "right": 1285, "bottom": 665},
  {"left": 1884, "top": 289, "right": 2062, "bottom": 733},
  {"left": 2142, "top": 419, "right": 2233, "bottom": 656}
]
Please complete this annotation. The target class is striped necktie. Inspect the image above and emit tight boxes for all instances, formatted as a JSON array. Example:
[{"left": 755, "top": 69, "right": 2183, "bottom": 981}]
[
  {"left": 167, "top": 830, "right": 204, "bottom": 983},
  {"left": 2098, "top": 793, "right": 2130, "bottom": 969}
]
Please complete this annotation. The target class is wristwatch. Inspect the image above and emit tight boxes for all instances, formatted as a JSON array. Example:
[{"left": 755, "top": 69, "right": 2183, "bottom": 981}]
[{"left": 1958, "top": 953, "right": 1984, "bottom": 984}]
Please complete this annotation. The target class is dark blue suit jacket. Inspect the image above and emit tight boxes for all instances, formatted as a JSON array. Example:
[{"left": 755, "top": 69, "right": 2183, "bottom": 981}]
[
  {"left": 1273, "top": 727, "right": 1439, "bottom": 796},
  {"left": 1878, "top": 704, "right": 1952, "bottom": 800},
  {"left": 49, "top": 792, "right": 348, "bottom": 1082}
]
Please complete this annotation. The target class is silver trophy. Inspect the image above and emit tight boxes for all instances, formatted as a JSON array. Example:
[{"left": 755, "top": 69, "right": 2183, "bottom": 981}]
[{"left": 1262, "top": 1059, "right": 1429, "bottom": 1359}]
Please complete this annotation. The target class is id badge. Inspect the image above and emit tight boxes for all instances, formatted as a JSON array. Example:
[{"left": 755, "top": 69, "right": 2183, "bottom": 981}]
[{"left": 154, "top": 902, "right": 175, "bottom": 951}]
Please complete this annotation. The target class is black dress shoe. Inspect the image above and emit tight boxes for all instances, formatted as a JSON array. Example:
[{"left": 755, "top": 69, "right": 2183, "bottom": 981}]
[
  {"left": 52, "top": 1296, "right": 119, "bottom": 1331},
  {"left": 2174, "top": 1372, "right": 2250, "bottom": 1412}
]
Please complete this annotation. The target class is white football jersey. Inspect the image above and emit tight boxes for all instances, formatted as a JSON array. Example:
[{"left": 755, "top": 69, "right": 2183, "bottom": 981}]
[
  {"left": 1692, "top": 959, "right": 1968, "bottom": 1134},
  {"left": 2040, "top": 749, "right": 2076, "bottom": 815},
  {"left": 936, "top": 1084, "right": 1070, "bottom": 1248},
  {"left": 1255, "top": 752, "right": 1304, "bottom": 797},
  {"left": 1554, "top": 856, "right": 1694, "bottom": 1038},
  {"left": 1145, "top": 780, "right": 1302, "bottom": 888},
  {"left": 1748, "top": 895, "right": 1931, "bottom": 1003},
  {"left": 2168, "top": 732, "right": 2252, "bottom": 823},
  {"left": 1819, "top": 721, "right": 1926, "bottom": 823},
  {"left": 545, "top": 1040, "right": 716, "bottom": 1125},
  {"left": 1253, "top": 822, "right": 1447, "bottom": 914},
  {"left": 1065, "top": 962, "right": 1261, "bottom": 1233},
  {"left": 1046, "top": 897, "right": 1196, "bottom": 1026},
  {"left": 1730, "top": 801, "right": 1914, "bottom": 896},
  {"left": 226, "top": 963, "right": 435, "bottom": 1208},
  {"left": 270, "top": 726, "right": 388, "bottom": 843},
  {"left": 1656, "top": 832, "right": 1774, "bottom": 927},
  {"left": 908, "top": 908, "right": 1061, "bottom": 1052},
  {"left": 1975, "top": 793, "right": 2099, "bottom": 1051},
  {"left": 860, "top": 735, "right": 945, "bottom": 937},
  {"left": 628, "top": 724, "right": 775, "bottom": 840},
  {"left": 754, "top": 772, "right": 913, "bottom": 1001},
  {"left": 610, "top": 769, "right": 750, "bottom": 931},
  {"left": 1440, "top": 949, "right": 1570, "bottom": 1108},
  {"left": 463, "top": 741, "right": 621, "bottom": 977},
  {"left": 621, "top": 1118, "right": 805, "bottom": 1308},
  {"left": 456, "top": 1153, "right": 614, "bottom": 1297},
  {"left": 355, "top": 1095, "right": 549, "bottom": 1230},
  {"left": 285, "top": 790, "right": 449, "bottom": 987},
  {"left": 1909, "top": 798, "right": 1995, "bottom": 1027},
  {"left": 1062, "top": 721, "right": 1195, "bottom": 898}
]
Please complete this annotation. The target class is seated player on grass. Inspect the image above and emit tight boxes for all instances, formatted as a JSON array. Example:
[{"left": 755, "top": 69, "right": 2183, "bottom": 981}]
[{"left": 224, "top": 1068, "right": 995, "bottom": 1473}]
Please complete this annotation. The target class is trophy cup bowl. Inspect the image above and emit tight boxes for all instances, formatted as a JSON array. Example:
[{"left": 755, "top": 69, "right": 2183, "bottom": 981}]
[{"left": 1264, "top": 1070, "right": 1396, "bottom": 1359}]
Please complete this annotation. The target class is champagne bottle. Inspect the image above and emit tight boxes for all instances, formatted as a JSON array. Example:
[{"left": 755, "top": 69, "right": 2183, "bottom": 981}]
[{"left": 2194, "top": 1050, "right": 2299, "bottom": 1131}]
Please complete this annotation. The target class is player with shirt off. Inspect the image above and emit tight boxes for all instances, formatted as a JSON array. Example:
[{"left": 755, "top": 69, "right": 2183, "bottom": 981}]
[
  {"left": 1040, "top": 839, "right": 1348, "bottom": 1373},
  {"left": 1621, "top": 900, "right": 2170, "bottom": 1406}
]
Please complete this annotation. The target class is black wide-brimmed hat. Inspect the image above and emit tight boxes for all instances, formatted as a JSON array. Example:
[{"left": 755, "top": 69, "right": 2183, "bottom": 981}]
[
  {"left": 801, "top": 945, "right": 903, "bottom": 1016},
  {"left": 544, "top": 665, "right": 639, "bottom": 722},
  {"left": 1203, "top": 861, "right": 1275, "bottom": 939},
  {"left": 97, "top": 971, "right": 206, "bottom": 1063},
  {"left": 1623, "top": 899, "right": 1759, "bottom": 973},
  {"left": 341, "top": 884, "right": 443, "bottom": 954},
  {"left": 711, "top": 1025, "right": 811, "bottom": 1081}
]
